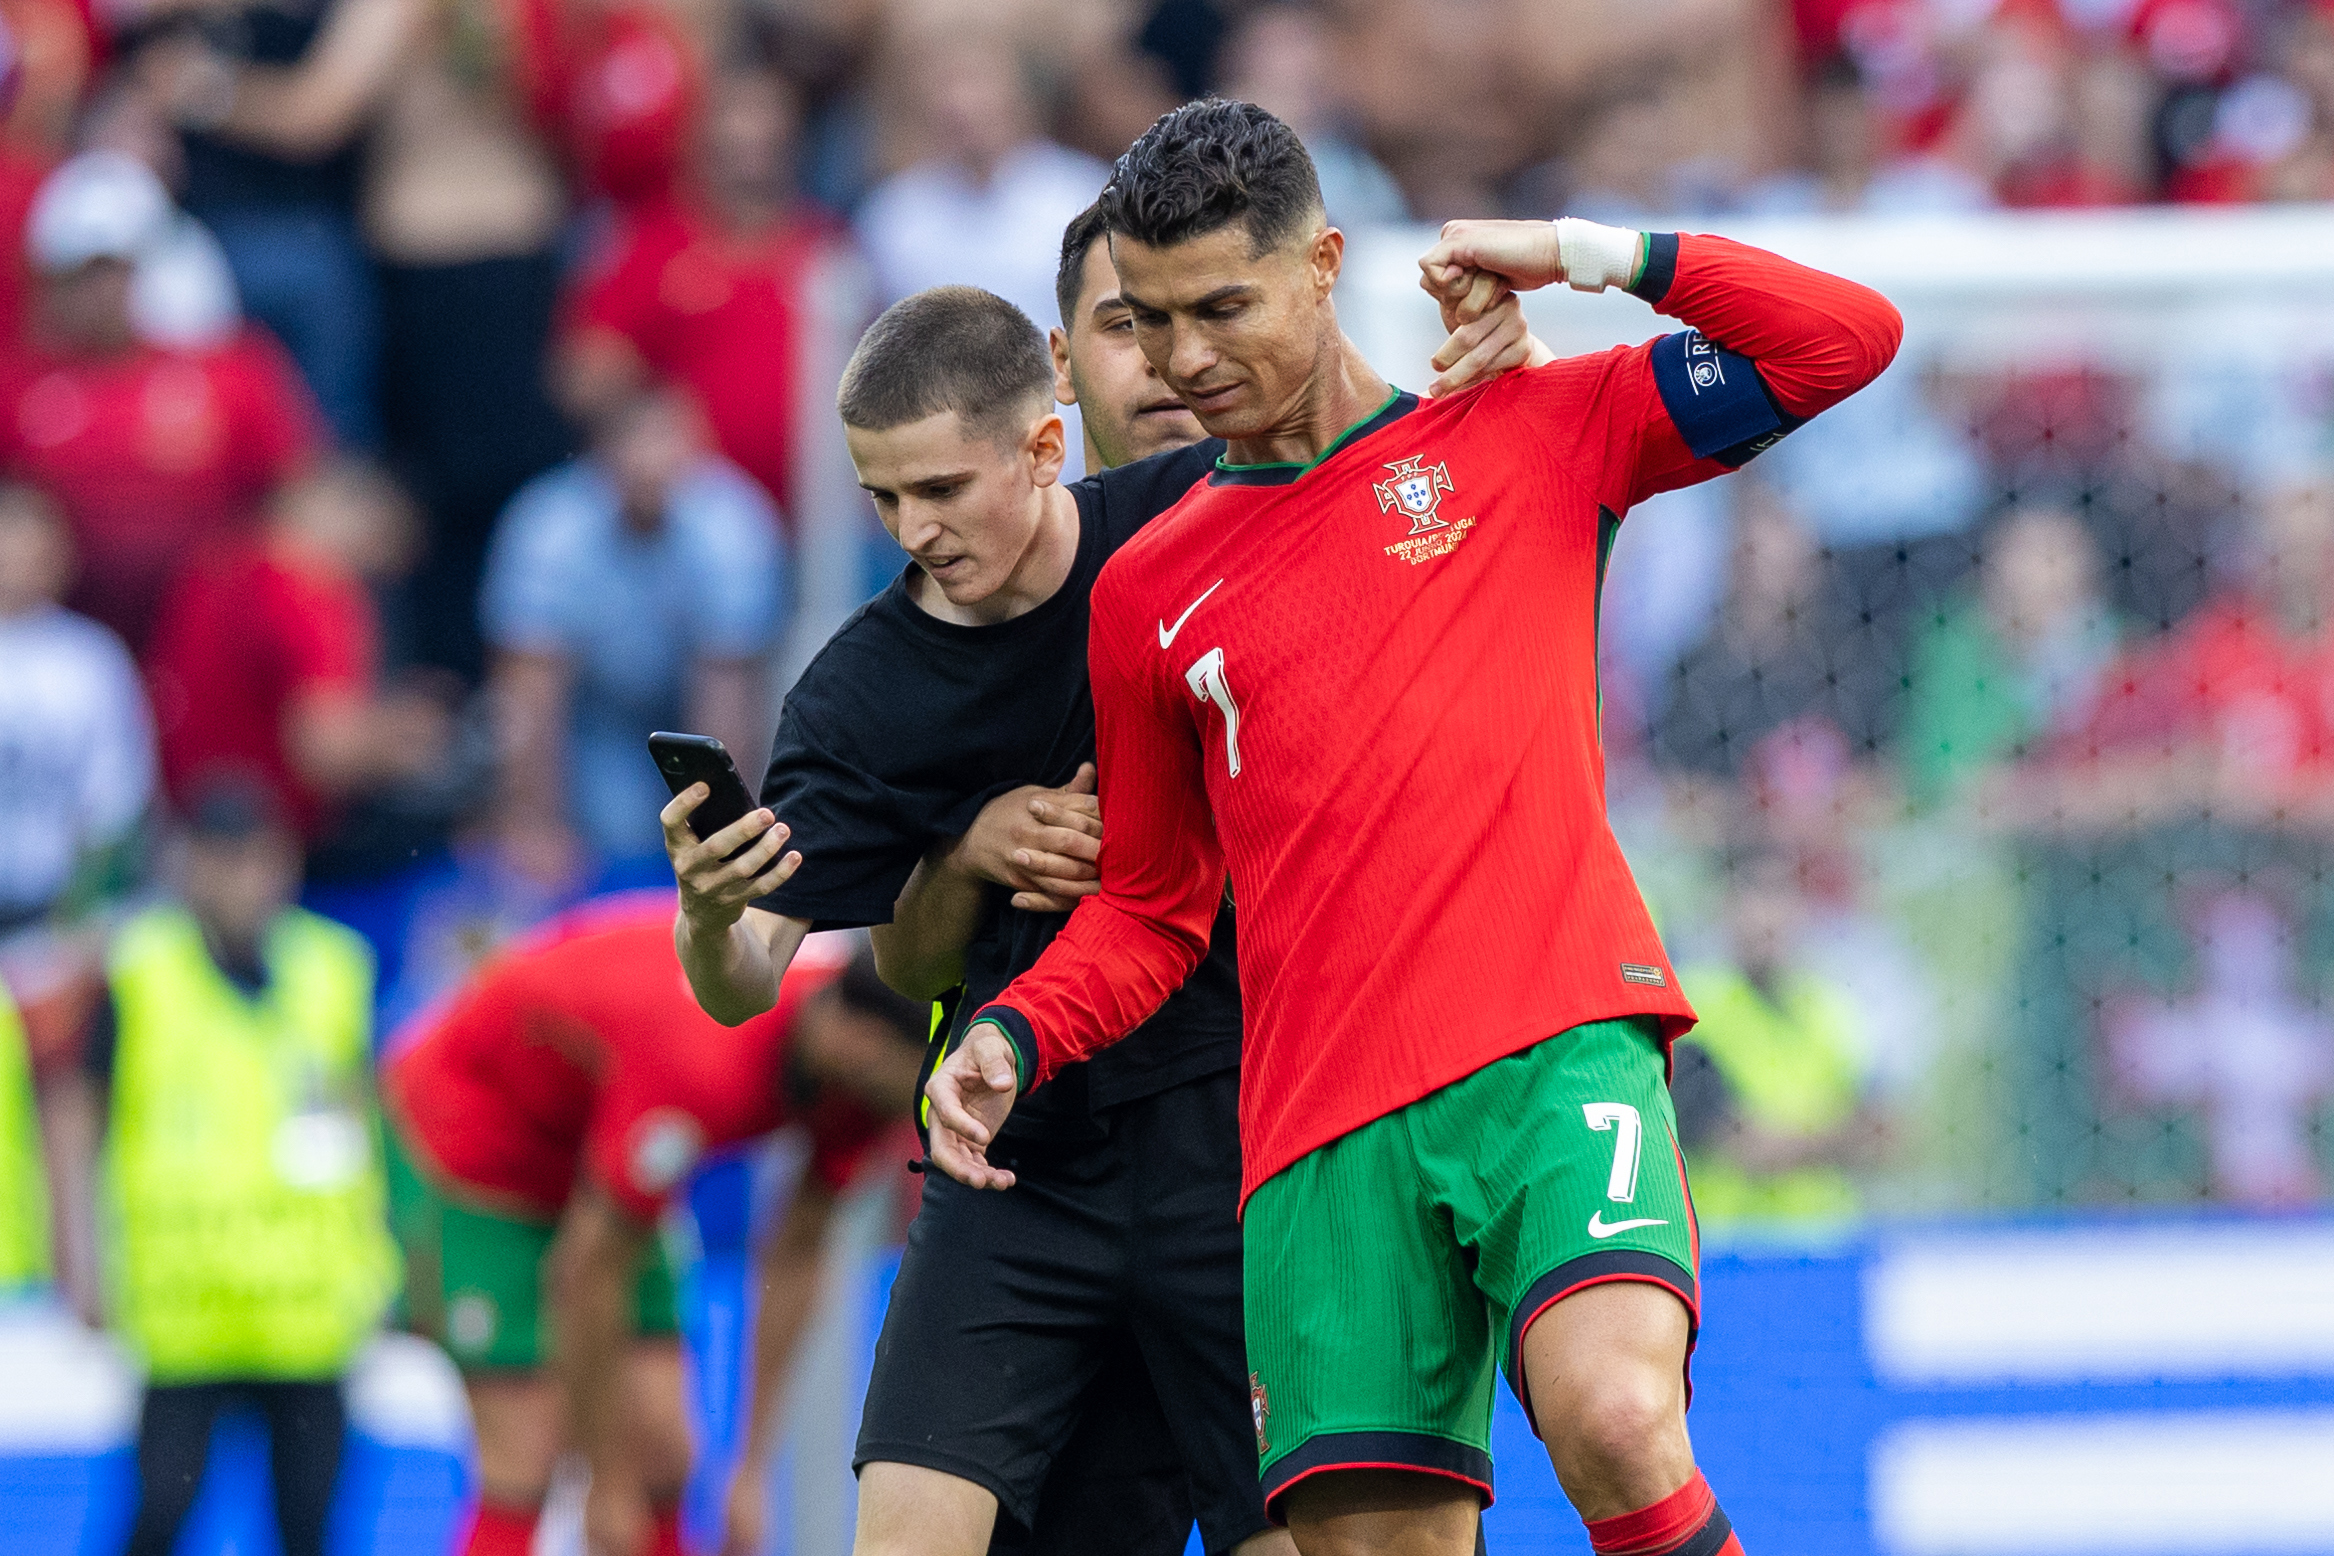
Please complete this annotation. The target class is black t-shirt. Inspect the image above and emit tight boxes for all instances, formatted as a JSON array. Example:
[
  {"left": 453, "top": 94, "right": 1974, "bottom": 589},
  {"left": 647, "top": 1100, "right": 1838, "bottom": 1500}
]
[{"left": 755, "top": 439, "right": 1238, "bottom": 1139}]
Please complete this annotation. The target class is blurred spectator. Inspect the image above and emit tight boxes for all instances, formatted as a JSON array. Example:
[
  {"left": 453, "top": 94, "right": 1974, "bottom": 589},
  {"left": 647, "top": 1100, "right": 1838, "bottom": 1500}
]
[
  {"left": 0, "top": 974, "right": 43, "bottom": 1291},
  {"left": 0, "top": 152, "right": 320, "bottom": 653},
  {"left": 0, "top": 0, "right": 94, "bottom": 156},
  {"left": 1216, "top": 3, "right": 1408, "bottom": 225},
  {"left": 559, "top": 0, "right": 704, "bottom": 212},
  {"left": 2253, "top": 3, "right": 2334, "bottom": 200},
  {"left": 480, "top": 386, "right": 783, "bottom": 882},
  {"left": 0, "top": 484, "right": 152, "bottom": 930},
  {"left": 2062, "top": 478, "right": 2334, "bottom": 829},
  {"left": 146, "top": 460, "right": 451, "bottom": 849},
  {"left": 125, "top": 0, "right": 424, "bottom": 447},
  {"left": 1747, "top": 54, "right": 1995, "bottom": 213},
  {"left": 70, "top": 86, "right": 247, "bottom": 351},
  {"left": 559, "top": 44, "right": 851, "bottom": 530},
  {"left": 59, "top": 782, "right": 393, "bottom": 1556},
  {"left": 365, "top": 0, "right": 573, "bottom": 679},
  {"left": 854, "top": 29, "right": 1108, "bottom": 454},
  {"left": 1654, "top": 483, "right": 1898, "bottom": 782},
  {"left": 1673, "top": 848, "right": 1883, "bottom": 1228},
  {"left": 1900, "top": 504, "right": 2119, "bottom": 810},
  {"left": 1137, "top": 0, "right": 1230, "bottom": 101}
]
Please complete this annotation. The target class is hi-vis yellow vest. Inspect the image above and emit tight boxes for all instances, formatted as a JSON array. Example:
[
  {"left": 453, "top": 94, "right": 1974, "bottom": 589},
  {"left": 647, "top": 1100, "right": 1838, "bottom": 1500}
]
[
  {"left": 0, "top": 978, "right": 47, "bottom": 1288},
  {"left": 1677, "top": 963, "right": 1864, "bottom": 1228},
  {"left": 106, "top": 907, "right": 396, "bottom": 1381}
]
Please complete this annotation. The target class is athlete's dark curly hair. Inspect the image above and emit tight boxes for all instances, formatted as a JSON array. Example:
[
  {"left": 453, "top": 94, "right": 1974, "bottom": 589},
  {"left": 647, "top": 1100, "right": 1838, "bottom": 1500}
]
[{"left": 1100, "top": 98, "right": 1323, "bottom": 256}]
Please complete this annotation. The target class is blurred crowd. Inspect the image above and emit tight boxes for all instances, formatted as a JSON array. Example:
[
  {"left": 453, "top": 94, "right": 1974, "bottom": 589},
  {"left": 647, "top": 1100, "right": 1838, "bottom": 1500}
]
[{"left": 0, "top": 0, "right": 2325, "bottom": 1314}]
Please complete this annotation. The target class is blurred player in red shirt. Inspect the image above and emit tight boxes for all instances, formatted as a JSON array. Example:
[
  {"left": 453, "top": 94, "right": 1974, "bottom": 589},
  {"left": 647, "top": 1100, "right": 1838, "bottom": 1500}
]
[
  {"left": 146, "top": 461, "right": 451, "bottom": 844},
  {"left": 924, "top": 103, "right": 1898, "bottom": 1556},
  {"left": 383, "top": 897, "right": 928, "bottom": 1556},
  {"left": 558, "top": 41, "right": 851, "bottom": 529},
  {"left": 0, "top": 155, "right": 317, "bottom": 652}
]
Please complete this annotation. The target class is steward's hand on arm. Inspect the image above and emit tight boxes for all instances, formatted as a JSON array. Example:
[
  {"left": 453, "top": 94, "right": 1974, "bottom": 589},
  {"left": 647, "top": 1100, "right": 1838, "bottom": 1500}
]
[
  {"left": 872, "top": 764, "right": 1105, "bottom": 999},
  {"left": 924, "top": 1021, "right": 1024, "bottom": 1190},
  {"left": 661, "top": 785, "right": 811, "bottom": 1025},
  {"left": 959, "top": 762, "right": 1104, "bottom": 914}
]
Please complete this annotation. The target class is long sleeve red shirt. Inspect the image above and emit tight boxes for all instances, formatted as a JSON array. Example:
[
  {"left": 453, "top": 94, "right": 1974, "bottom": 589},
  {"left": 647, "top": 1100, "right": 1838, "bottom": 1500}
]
[{"left": 976, "top": 232, "right": 1903, "bottom": 1206}]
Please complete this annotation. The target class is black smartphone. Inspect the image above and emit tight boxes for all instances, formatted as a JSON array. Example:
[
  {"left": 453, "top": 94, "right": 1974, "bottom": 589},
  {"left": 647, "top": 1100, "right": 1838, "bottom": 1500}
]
[{"left": 648, "top": 732, "right": 760, "bottom": 844}]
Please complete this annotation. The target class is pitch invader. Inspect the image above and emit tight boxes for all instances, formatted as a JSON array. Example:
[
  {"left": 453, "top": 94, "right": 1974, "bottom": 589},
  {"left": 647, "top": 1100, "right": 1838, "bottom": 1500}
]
[{"left": 929, "top": 101, "right": 1902, "bottom": 1556}]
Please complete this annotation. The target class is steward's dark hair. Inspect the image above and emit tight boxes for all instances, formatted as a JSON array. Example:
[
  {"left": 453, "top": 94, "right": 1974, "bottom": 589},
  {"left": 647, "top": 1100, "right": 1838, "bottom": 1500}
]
[
  {"left": 837, "top": 286, "right": 1052, "bottom": 445},
  {"left": 834, "top": 945, "right": 931, "bottom": 1045},
  {"left": 1055, "top": 200, "right": 1111, "bottom": 329},
  {"left": 1100, "top": 98, "right": 1323, "bottom": 256}
]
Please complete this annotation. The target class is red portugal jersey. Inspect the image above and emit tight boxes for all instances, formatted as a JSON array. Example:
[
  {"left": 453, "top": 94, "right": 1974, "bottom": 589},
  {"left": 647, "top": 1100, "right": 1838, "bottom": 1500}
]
[
  {"left": 384, "top": 897, "right": 879, "bottom": 1223},
  {"left": 977, "top": 233, "right": 1902, "bottom": 1205}
]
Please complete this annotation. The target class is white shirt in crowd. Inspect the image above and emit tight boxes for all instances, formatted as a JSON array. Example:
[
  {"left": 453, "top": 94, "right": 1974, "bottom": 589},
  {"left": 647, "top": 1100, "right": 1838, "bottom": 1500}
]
[
  {"left": 855, "top": 139, "right": 1111, "bottom": 476},
  {"left": 0, "top": 605, "right": 153, "bottom": 919}
]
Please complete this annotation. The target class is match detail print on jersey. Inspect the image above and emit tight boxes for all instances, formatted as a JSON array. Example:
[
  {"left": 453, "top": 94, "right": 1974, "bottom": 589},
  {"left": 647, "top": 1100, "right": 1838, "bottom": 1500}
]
[{"left": 1374, "top": 455, "right": 1473, "bottom": 565}]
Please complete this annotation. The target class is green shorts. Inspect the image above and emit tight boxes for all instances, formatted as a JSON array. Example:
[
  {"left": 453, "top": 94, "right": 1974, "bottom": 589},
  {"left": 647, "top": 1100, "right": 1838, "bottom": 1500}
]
[
  {"left": 383, "top": 1123, "right": 680, "bottom": 1372},
  {"left": 1241, "top": 1017, "right": 1698, "bottom": 1516}
]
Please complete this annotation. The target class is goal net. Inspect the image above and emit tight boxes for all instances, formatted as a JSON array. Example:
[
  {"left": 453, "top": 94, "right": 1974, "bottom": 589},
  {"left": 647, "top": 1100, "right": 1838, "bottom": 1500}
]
[{"left": 1343, "top": 209, "right": 2334, "bottom": 1224}]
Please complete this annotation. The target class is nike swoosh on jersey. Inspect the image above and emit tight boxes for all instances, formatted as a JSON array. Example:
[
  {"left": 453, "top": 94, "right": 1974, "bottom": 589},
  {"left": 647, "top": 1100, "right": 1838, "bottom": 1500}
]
[
  {"left": 1586, "top": 1211, "right": 1670, "bottom": 1239},
  {"left": 1158, "top": 579, "right": 1225, "bottom": 649}
]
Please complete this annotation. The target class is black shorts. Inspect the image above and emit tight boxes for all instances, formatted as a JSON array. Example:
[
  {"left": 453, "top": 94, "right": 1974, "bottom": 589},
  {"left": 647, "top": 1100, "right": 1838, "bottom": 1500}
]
[{"left": 857, "top": 1068, "right": 1267, "bottom": 1555}]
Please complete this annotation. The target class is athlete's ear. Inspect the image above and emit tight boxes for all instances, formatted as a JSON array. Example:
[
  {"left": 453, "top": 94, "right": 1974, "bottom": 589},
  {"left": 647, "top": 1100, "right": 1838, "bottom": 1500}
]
[
  {"left": 1049, "top": 325, "right": 1077, "bottom": 408},
  {"left": 1308, "top": 222, "right": 1345, "bottom": 300},
  {"left": 1022, "top": 407, "right": 1068, "bottom": 488}
]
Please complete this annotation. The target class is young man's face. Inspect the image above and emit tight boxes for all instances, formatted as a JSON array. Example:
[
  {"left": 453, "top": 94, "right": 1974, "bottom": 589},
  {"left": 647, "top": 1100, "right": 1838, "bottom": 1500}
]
[
  {"left": 1109, "top": 217, "right": 1341, "bottom": 443},
  {"left": 847, "top": 405, "right": 1066, "bottom": 609},
  {"left": 1050, "top": 241, "right": 1204, "bottom": 471}
]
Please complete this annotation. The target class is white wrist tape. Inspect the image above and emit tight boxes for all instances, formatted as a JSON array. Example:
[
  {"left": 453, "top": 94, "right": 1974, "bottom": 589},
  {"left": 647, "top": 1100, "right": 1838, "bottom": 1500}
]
[{"left": 1554, "top": 218, "right": 1643, "bottom": 293}]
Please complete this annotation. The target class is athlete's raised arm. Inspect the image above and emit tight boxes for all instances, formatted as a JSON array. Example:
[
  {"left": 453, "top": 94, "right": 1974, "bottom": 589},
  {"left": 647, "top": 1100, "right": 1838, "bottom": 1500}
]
[
  {"left": 924, "top": 567, "right": 1225, "bottom": 1189},
  {"left": 1419, "top": 218, "right": 1902, "bottom": 509}
]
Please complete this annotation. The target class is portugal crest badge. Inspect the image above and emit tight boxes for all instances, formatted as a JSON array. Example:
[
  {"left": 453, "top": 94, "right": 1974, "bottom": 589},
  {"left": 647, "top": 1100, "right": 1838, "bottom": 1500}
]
[
  {"left": 1373, "top": 455, "right": 1455, "bottom": 536},
  {"left": 1250, "top": 1371, "right": 1271, "bottom": 1457}
]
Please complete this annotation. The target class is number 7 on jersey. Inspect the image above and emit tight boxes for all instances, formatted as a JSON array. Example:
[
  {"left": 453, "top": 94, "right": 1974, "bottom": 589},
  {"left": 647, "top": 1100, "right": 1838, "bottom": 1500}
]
[{"left": 1184, "top": 648, "right": 1244, "bottom": 778}]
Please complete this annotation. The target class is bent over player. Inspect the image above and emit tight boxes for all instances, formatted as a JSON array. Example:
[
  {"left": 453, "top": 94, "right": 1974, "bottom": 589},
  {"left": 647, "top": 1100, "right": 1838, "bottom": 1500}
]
[
  {"left": 927, "top": 101, "right": 1902, "bottom": 1556},
  {"left": 382, "top": 897, "right": 926, "bottom": 1556}
]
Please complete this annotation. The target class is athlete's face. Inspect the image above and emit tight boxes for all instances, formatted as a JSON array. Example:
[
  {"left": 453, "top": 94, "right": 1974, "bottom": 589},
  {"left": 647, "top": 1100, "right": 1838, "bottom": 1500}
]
[
  {"left": 847, "top": 404, "right": 1066, "bottom": 610},
  {"left": 1109, "top": 217, "right": 1342, "bottom": 443},
  {"left": 1050, "top": 241, "right": 1204, "bottom": 470}
]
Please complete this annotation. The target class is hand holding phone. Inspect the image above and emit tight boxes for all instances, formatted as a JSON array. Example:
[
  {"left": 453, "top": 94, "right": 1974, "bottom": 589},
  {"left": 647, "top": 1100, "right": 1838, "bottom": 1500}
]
[
  {"left": 650, "top": 730, "right": 803, "bottom": 931},
  {"left": 649, "top": 731, "right": 759, "bottom": 842}
]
